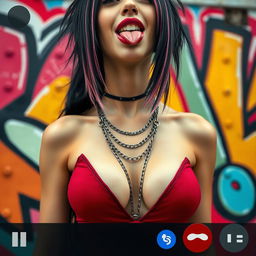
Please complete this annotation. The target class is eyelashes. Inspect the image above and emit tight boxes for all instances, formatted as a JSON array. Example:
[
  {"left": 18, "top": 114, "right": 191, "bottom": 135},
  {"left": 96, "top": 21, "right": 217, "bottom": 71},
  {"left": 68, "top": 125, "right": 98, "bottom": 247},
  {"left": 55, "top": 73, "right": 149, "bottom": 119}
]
[
  {"left": 101, "top": 0, "right": 152, "bottom": 6},
  {"left": 102, "top": 0, "right": 120, "bottom": 5}
]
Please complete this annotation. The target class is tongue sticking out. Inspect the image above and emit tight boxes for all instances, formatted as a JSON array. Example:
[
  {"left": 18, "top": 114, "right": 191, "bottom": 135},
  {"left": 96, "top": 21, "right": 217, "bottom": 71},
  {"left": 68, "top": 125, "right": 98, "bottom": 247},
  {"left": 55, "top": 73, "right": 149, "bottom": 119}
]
[{"left": 118, "top": 30, "right": 143, "bottom": 45}]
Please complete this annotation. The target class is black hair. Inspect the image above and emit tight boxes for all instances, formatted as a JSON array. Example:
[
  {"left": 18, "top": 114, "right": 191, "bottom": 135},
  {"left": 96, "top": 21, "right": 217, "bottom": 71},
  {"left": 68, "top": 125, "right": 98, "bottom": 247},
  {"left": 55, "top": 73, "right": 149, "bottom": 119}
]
[{"left": 57, "top": 0, "right": 190, "bottom": 118}]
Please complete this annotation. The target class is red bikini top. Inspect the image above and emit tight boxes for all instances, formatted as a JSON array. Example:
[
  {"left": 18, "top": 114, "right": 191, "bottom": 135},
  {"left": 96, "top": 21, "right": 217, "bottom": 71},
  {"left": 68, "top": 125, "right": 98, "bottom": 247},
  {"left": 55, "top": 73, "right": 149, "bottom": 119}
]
[{"left": 67, "top": 154, "right": 201, "bottom": 223}]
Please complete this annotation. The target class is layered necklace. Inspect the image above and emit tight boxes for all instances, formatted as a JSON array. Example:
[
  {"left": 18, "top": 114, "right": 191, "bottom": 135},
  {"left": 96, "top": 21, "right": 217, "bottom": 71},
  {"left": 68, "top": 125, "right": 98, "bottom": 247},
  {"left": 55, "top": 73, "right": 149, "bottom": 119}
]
[{"left": 97, "top": 106, "right": 160, "bottom": 220}]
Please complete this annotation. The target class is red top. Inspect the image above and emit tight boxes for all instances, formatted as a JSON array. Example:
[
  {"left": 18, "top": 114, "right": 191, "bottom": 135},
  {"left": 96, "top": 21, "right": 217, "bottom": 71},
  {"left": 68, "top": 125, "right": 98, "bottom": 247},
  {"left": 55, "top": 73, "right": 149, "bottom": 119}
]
[{"left": 67, "top": 154, "right": 201, "bottom": 223}]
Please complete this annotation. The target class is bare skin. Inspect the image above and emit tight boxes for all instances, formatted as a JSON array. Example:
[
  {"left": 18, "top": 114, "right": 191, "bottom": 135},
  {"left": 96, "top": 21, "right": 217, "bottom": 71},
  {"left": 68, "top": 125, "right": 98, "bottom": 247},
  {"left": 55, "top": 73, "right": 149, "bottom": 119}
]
[
  {"left": 39, "top": 0, "right": 217, "bottom": 223},
  {"left": 39, "top": 102, "right": 216, "bottom": 223}
]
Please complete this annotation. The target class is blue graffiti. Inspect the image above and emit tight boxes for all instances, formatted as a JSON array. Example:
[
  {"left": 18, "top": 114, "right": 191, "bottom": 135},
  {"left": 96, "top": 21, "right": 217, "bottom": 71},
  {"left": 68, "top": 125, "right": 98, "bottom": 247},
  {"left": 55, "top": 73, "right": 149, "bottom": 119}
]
[
  {"left": 44, "top": 0, "right": 64, "bottom": 10},
  {"left": 218, "top": 165, "right": 255, "bottom": 216}
]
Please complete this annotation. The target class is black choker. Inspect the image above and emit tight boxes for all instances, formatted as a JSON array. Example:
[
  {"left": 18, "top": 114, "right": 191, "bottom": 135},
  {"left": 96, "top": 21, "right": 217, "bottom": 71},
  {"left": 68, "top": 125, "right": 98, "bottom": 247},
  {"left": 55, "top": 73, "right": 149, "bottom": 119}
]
[{"left": 103, "top": 91, "right": 147, "bottom": 101}]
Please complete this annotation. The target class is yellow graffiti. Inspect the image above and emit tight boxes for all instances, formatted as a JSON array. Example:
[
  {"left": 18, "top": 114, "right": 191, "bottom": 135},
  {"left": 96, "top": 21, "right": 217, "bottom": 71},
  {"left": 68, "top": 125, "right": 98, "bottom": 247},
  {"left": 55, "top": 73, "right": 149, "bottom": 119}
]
[
  {"left": 205, "top": 30, "right": 256, "bottom": 172},
  {"left": 26, "top": 76, "right": 70, "bottom": 123}
]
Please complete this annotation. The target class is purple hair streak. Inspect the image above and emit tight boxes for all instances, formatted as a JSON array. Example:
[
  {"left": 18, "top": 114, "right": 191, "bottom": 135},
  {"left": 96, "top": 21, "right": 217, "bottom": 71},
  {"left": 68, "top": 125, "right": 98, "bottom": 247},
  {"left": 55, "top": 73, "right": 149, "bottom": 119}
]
[{"left": 58, "top": 0, "right": 189, "bottom": 117}]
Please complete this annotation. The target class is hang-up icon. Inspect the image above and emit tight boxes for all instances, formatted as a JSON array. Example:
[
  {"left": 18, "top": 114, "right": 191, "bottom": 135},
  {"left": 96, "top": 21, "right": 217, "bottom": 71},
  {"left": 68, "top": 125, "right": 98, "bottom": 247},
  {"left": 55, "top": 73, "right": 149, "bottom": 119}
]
[
  {"left": 12, "top": 232, "right": 27, "bottom": 247},
  {"left": 183, "top": 224, "right": 212, "bottom": 253}
]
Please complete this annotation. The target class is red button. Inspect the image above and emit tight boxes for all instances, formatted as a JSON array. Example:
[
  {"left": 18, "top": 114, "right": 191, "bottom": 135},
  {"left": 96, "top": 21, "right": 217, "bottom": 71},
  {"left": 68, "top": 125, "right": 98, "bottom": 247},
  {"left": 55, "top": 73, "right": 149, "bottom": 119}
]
[{"left": 183, "top": 224, "right": 212, "bottom": 253}]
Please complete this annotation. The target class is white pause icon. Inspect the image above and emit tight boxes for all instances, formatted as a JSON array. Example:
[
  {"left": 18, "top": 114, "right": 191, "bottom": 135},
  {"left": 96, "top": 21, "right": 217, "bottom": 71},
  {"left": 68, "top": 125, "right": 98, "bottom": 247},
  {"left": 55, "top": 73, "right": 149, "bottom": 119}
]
[
  {"left": 12, "top": 232, "right": 27, "bottom": 247},
  {"left": 227, "top": 234, "right": 244, "bottom": 243}
]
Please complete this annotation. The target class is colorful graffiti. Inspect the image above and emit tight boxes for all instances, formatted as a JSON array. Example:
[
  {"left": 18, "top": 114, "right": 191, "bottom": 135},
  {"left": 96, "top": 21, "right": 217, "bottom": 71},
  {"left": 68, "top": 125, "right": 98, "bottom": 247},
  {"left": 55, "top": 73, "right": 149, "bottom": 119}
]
[
  {"left": 175, "top": 6, "right": 256, "bottom": 223},
  {"left": 0, "top": 0, "right": 255, "bottom": 227}
]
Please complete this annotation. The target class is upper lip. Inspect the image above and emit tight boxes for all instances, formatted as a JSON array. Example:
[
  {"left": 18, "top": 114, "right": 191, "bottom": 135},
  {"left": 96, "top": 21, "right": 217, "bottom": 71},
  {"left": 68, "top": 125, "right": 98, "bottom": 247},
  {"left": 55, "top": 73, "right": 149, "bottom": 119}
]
[{"left": 115, "top": 18, "right": 145, "bottom": 33}]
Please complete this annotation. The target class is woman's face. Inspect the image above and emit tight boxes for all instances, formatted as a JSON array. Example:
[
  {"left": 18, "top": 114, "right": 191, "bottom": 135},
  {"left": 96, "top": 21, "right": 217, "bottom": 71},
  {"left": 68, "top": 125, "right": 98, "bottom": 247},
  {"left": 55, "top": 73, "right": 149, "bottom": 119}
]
[{"left": 97, "top": 0, "right": 156, "bottom": 65}]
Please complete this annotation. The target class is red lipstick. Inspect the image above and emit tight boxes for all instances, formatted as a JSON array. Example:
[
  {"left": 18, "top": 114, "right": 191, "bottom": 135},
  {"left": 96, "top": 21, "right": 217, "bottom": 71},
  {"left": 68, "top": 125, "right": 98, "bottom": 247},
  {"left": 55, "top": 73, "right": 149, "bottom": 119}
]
[
  {"left": 115, "top": 18, "right": 145, "bottom": 33},
  {"left": 115, "top": 18, "right": 145, "bottom": 45}
]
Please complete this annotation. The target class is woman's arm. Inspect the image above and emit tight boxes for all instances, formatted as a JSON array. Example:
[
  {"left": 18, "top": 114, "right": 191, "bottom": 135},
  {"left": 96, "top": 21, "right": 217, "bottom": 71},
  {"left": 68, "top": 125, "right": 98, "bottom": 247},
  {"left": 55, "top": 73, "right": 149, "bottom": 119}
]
[
  {"left": 39, "top": 117, "right": 74, "bottom": 223},
  {"left": 185, "top": 114, "right": 217, "bottom": 223}
]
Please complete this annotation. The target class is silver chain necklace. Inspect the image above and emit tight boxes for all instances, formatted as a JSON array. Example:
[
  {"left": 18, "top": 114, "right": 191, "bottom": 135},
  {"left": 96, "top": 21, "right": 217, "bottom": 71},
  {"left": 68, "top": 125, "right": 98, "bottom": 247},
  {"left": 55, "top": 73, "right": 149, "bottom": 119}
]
[{"left": 97, "top": 107, "right": 159, "bottom": 219}]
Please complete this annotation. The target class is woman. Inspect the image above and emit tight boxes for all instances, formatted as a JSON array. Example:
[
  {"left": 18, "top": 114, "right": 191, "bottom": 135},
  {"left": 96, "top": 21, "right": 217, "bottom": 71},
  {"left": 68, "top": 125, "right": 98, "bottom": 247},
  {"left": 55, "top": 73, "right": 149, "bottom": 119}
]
[{"left": 39, "top": 0, "right": 216, "bottom": 223}]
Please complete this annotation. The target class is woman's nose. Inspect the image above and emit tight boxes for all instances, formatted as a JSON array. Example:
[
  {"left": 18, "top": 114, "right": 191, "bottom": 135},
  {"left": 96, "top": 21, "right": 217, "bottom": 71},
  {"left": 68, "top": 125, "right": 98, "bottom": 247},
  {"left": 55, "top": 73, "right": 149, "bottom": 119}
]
[{"left": 122, "top": 0, "right": 138, "bottom": 15}]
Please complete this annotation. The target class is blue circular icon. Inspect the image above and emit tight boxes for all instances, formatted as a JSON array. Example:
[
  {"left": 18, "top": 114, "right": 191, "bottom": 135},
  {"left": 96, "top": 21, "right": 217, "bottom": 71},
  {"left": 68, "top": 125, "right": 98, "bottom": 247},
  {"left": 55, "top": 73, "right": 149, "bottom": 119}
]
[{"left": 156, "top": 229, "right": 176, "bottom": 249}]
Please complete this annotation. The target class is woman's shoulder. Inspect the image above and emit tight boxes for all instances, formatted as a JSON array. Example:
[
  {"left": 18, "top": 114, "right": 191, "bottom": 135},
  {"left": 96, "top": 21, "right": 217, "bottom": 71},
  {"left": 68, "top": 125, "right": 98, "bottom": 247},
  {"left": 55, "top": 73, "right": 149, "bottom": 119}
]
[
  {"left": 42, "top": 115, "right": 83, "bottom": 147},
  {"left": 179, "top": 112, "right": 216, "bottom": 142},
  {"left": 162, "top": 105, "right": 216, "bottom": 142}
]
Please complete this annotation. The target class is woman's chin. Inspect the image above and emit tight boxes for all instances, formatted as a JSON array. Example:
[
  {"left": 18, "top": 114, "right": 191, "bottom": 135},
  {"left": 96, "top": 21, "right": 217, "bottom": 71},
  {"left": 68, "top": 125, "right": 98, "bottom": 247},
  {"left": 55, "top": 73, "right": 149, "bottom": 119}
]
[{"left": 116, "top": 52, "right": 151, "bottom": 66}]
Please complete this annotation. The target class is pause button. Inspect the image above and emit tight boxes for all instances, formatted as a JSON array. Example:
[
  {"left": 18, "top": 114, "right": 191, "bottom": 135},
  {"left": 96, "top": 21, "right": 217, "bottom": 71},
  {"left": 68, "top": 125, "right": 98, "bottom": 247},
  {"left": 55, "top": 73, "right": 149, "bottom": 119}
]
[{"left": 12, "top": 232, "right": 27, "bottom": 247}]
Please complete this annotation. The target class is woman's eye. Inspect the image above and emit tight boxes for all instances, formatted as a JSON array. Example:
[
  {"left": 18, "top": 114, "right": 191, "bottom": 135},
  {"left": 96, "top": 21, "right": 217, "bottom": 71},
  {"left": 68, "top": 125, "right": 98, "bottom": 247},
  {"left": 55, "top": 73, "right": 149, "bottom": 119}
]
[
  {"left": 102, "top": 0, "right": 120, "bottom": 5},
  {"left": 102, "top": 0, "right": 151, "bottom": 5}
]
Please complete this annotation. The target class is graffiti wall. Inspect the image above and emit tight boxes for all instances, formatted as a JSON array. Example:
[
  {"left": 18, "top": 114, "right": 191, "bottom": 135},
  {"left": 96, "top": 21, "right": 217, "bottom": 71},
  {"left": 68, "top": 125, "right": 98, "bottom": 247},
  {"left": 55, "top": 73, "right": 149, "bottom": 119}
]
[{"left": 0, "top": 0, "right": 255, "bottom": 228}]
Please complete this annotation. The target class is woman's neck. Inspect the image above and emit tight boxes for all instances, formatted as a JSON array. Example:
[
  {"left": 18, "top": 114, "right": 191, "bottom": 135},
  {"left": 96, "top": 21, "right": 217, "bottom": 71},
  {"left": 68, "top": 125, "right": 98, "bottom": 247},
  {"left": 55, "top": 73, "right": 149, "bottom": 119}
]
[{"left": 102, "top": 55, "right": 152, "bottom": 117}]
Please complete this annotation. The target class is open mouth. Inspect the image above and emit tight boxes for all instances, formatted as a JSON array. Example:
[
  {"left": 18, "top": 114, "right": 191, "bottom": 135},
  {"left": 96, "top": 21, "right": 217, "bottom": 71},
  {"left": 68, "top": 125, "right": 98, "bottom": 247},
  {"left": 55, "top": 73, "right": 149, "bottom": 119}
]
[
  {"left": 115, "top": 19, "right": 145, "bottom": 45},
  {"left": 115, "top": 18, "right": 145, "bottom": 34},
  {"left": 116, "top": 25, "right": 145, "bottom": 34}
]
